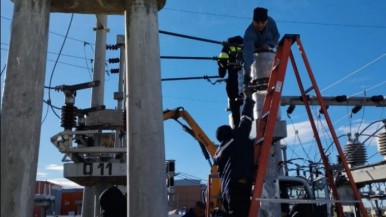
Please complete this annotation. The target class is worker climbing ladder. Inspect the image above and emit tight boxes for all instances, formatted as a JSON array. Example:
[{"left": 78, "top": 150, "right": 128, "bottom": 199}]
[{"left": 248, "top": 34, "right": 368, "bottom": 217}]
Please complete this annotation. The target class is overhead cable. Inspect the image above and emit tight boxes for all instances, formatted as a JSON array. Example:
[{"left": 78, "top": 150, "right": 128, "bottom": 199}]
[
  {"left": 159, "top": 30, "right": 223, "bottom": 45},
  {"left": 162, "top": 75, "right": 220, "bottom": 81},
  {"left": 321, "top": 52, "right": 386, "bottom": 93},
  {"left": 163, "top": 8, "right": 386, "bottom": 29},
  {"left": 161, "top": 56, "right": 218, "bottom": 60},
  {"left": 47, "top": 14, "right": 75, "bottom": 121},
  {"left": 349, "top": 80, "right": 386, "bottom": 97}
]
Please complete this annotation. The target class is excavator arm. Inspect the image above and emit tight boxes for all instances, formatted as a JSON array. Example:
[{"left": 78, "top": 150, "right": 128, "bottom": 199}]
[
  {"left": 163, "top": 107, "right": 222, "bottom": 216},
  {"left": 163, "top": 107, "right": 217, "bottom": 159}
]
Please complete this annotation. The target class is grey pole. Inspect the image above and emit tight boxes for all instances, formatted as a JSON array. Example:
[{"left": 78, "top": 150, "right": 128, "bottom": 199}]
[
  {"left": 0, "top": 0, "right": 50, "bottom": 216},
  {"left": 81, "top": 14, "right": 108, "bottom": 217},
  {"left": 115, "top": 34, "right": 126, "bottom": 149},
  {"left": 124, "top": 0, "right": 167, "bottom": 216}
]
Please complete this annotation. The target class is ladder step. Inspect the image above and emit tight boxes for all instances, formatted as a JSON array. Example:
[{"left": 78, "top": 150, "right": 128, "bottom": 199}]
[
  {"left": 261, "top": 111, "right": 270, "bottom": 119},
  {"left": 304, "top": 86, "right": 314, "bottom": 94},
  {"left": 256, "top": 137, "right": 264, "bottom": 144},
  {"left": 272, "top": 59, "right": 280, "bottom": 71}
]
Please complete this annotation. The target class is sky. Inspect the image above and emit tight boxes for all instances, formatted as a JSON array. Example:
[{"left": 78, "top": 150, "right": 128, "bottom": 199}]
[{"left": 1, "top": 1, "right": 386, "bottom": 188}]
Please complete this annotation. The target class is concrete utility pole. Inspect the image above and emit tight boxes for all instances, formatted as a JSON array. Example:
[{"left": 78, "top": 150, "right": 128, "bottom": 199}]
[
  {"left": 124, "top": 0, "right": 167, "bottom": 216},
  {"left": 81, "top": 14, "right": 108, "bottom": 217},
  {"left": 0, "top": 0, "right": 50, "bottom": 216}
]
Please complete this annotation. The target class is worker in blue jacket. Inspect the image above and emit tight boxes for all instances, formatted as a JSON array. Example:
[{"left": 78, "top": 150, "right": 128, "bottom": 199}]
[
  {"left": 243, "top": 7, "right": 280, "bottom": 85},
  {"left": 214, "top": 89, "right": 255, "bottom": 217}
]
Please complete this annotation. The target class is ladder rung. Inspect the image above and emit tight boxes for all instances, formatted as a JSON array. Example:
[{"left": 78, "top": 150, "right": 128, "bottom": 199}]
[
  {"left": 255, "top": 137, "right": 264, "bottom": 144},
  {"left": 261, "top": 111, "right": 270, "bottom": 119},
  {"left": 272, "top": 59, "right": 280, "bottom": 71},
  {"left": 304, "top": 86, "right": 314, "bottom": 94}
]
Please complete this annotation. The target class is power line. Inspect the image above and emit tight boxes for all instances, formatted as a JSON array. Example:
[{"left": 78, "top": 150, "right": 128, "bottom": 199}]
[
  {"left": 159, "top": 30, "right": 223, "bottom": 45},
  {"left": 1, "top": 16, "right": 94, "bottom": 45},
  {"left": 2, "top": 43, "right": 93, "bottom": 62},
  {"left": 349, "top": 80, "right": 386, "bottom": 97},
  {"left": 46, "top": 58, "right": 90, "bottom": 70},
  {"left": 321, "top": 51, "right": 386, "bottom": 93},
  {"left": 46, "top": 14, "right": 75, "bottom": 121},
  {"left": 163, "top": 8, "right": 386, "bottom": 29}
]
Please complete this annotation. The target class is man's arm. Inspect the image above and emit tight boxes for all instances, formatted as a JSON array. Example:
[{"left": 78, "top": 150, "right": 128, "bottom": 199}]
[
  {"left": 266, "top": 17, "right": 280, "bottom": 48},
  {"left": 242, "top": 24, "right": 255, "bottom": 83},
  {"left": 238, "top": 97, "right": 255, "bottom": 137}
]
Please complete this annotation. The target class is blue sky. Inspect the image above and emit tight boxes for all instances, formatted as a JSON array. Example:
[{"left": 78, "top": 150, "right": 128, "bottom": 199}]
[{"left": 1, "top": 1, "right": 386, "bottom": 188}]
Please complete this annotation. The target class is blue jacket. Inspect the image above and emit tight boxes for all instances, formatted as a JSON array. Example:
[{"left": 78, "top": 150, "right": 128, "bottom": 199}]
[
  {"left": 214, "top": 97, "right": 255, "bottom": 194},
  {"left": 242, "top": 17, "right": 280, "bottom": 72}
]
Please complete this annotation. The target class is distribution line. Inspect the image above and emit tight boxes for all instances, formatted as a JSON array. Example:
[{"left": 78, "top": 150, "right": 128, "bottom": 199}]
[
  {"left": 163, "top": 8, "right": 386, "bottom": 29},
  {"left": 349, "top": 80, "right": 386, "bottom": 97},
  {"left": 321, "top": 52, "right": 386, "bottom": 93}
]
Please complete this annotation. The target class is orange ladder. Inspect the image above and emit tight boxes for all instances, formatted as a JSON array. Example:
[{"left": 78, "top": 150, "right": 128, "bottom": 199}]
[{"left": 248, "top": 34, "right": 368, "bottom": 217}]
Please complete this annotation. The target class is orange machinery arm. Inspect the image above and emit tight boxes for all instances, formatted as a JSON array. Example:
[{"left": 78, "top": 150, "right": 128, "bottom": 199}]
[
  {"left": 163, "top": 107, "right": 217, "bottom": 162},
  {"left": 163, "top": 107, "right": 222, "bottom": 215}
]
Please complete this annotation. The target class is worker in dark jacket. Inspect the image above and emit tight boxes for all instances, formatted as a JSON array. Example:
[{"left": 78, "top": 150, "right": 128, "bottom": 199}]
[
  {"left": 217, "top": 36, "right": 244, "bottom": 128},
  {"left": 214, "top": 89, "right": 255, "bottom": 217}
]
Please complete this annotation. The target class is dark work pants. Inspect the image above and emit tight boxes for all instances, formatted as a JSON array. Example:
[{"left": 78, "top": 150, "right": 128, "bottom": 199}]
[
  {"left": 226, "top": 69, "right": 241, "bottom": 128},
  {"left": 223, "top": 182, "right": 251, "bottom": 217}
]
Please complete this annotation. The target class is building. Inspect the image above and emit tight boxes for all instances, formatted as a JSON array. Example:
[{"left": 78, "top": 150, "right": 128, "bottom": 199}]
[
  {"left": 168, "top": 179, "right": 205, "bottom": 212},
  {"left": 33, "top": 181, "right": 62, "bottom": 217},
  {"left": 60, "top": 188, "right": 83, "bottom": 216}
]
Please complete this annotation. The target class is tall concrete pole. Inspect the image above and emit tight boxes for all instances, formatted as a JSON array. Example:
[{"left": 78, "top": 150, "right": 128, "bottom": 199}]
[
  {"left": 115, "top": 34, "right": 126, "bottom": 148},
  {"left": 81, "top": 14, "right": 108, "bottom": 217},
  {"left": 0, "top": 0, "right": 50, "bottom": 216},
  {"left": 124, "top": 0, "right": 167, "bottom": 216}
]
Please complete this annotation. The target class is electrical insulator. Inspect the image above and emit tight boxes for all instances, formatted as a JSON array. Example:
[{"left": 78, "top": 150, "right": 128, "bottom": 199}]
[
  {"left": 286, "top": 105, "right": 295, "bottom": 114},
  {"left": 106, "top": 44, "right": 119, "bottom": 50},
  {"left": 166, "top": 160, "right": 175, "bottom": 176},
  {"left": 167, "top": 177, "right": 174, "bottom": 188},
  {"left": 335, "top": 95, "right": 348, "bottom": 102},
  {"left": 351, "top": 105, "right": 362, "bottom": 114},
  {"left": 336, "top": 155, "right": 341, "bottom": 165},
  {"left": 61, "top": 105, "right": 77, "bottom": 130},
  {"left": 122, "top": 110, "right": 126, "bottom": 132},
  {"left": 166, "top": 160, "right": 176, "bottom": 190},
  {"left": 344, "top": 140, "right": 367, "bottom": 167},
  {"left": 319, "top": 105, "right": 329, "bottom": 114},
  {"left": 377, "top": 131, "right": 386, "bottom": 159},
  {"left": 110, "top": 68, "right": 119, "bottom": 74},
  {"left": 108, "top": 58, "right": 120, "bottom": 64},
  {"left": 371, "top": 95, "right": 384, "bottom": 103}
]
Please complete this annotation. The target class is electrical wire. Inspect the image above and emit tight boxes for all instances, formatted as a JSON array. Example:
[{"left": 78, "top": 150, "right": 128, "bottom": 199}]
[
  {"left": 281, "top": 139, "right": 303, "bottom": 161},
  {"left": 349, "top": 80, "right": 386, "bottom": 97},
  {"left": 286, "top": 114, "right": 311, "bottom": 163},
  {"left": 159, "top": 30, "right": 223, "bottom": 45},
  {"left": 176, "top": 172, "right": 207, "bottom": 183},
  {"left": 46, "top": 14, "right": 75, "bottom": 120},
  {"left": 1, "top": 16, "right": 94, "bottom": 45},
  {"left": 163, "top": 96, "right": 224, "bottom": 104},
  {"left": 83, "top": 42, "right": 94, "bottom": 79},
  {"left": 355, "top": 100, "right": 367, "bottom": 135},
  {"left": 321, "top": 51, "right": 386, "bottom": 93},
  {"left": 1, "top": 64, "right": 6, "bottom": 77},
  {"left": 2, "top": 47, "right": 99, "bottom": 70},
  {"left": 163, "top": 8, "right": 386, "bottom": 29}
]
